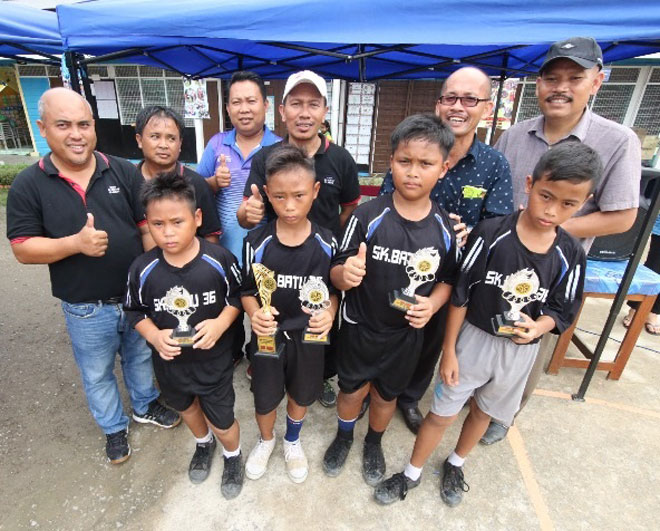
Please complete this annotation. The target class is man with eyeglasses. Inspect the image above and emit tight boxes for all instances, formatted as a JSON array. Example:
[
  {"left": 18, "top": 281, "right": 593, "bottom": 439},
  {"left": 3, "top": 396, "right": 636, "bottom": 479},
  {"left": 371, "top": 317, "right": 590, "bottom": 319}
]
[{"left": 379, "top": 66, "right": 513, "bottom": 433}]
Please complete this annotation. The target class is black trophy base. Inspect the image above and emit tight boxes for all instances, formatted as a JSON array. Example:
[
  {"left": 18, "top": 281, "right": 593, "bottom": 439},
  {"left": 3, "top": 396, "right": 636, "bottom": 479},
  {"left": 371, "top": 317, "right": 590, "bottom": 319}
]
[
  {"left": 389, "top": 290, "right": 416, "bottom": 312},
  {"left": 255, "top": 334, "right": 284, "bottom": 358},
  {"left": 302, "top": 327, "right": 330, "bottom": 345},
  {"left": 491, "top": 314, "right": 520, "bottom": 337},
  {"left": 171, "top": 327, "right": 195, "bottom": 346}
]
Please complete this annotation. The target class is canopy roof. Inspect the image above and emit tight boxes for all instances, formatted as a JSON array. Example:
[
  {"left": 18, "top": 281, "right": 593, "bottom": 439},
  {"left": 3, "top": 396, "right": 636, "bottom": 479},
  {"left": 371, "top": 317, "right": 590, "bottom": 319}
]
[{"left": 0, "top": 3, "right": 62, "bottom": 62}]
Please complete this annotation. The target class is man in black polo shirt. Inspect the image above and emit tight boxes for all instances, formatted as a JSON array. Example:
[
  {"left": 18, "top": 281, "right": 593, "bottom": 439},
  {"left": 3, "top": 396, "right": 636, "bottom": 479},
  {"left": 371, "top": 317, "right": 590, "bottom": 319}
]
[
  {"left": 6, "top": 88, "right": 179, "bottom": 465},
  {"left": 238, "top": 70, "right": 361, "bottom": 407},
  {"left": 135, "top": 105, "right": 221, "bottom": 242}
]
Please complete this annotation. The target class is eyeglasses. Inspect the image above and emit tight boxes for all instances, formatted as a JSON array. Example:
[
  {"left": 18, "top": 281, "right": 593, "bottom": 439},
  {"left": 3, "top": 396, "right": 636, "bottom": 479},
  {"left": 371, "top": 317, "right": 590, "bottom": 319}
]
[{"left": 437, "top": 95, "right": 489, "bottom": 107}]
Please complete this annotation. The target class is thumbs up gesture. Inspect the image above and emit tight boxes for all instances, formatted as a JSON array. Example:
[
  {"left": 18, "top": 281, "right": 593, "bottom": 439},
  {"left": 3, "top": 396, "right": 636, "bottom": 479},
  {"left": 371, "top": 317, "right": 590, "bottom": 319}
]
[
  {"left": 77, "top": 213, "right": 109, "bottom": 257},
  {"left": 245, "top": 183, "right": 265, "bottom": 225},
  {"left": 342, "top": 242, "right": 367, "bottom": 288},
  {"left": 215, "top": 154, "right": 231, "bottom": 189}
]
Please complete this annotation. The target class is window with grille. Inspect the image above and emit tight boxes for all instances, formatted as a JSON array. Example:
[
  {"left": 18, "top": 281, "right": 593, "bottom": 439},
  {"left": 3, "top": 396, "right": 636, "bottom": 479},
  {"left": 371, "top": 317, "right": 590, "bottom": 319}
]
[
  {"left": 515, "top": 83, "right": 539, "bottom": 122},
  {"left": 17, "top": 65, "right": 48, "bottom": 77},
  {"left": 87, "top": 66, "right": 109, "bottom": 78},
  {"left": 634, "top": 69, "right": 660, "bottom": 136}
]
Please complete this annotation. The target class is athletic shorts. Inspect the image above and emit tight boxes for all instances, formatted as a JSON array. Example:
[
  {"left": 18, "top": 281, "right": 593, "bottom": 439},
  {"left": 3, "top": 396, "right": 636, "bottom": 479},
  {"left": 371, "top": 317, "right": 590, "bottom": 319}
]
[
  {"left": 337, "top": 322, "right": 424, "bottom": 402},
  {"left": 431, "top": 321, "right": 539, "bottom": 425},
  {"left": 152, "top": 354, "right": 235, "bottom": 430},
  {"left": 250, "top": 330, "right": 325, "bottom": 415}
]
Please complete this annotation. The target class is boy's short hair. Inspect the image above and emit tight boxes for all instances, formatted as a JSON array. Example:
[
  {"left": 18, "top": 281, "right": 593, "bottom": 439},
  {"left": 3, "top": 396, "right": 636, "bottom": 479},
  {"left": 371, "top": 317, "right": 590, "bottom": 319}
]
[
  {"left": 390, "top": 114, "right": 454, "bottom": 159},
  {"left": 135, "top": 105, "right": 184, "bottom": 137},
  {"left": 265, "top": 144, "right": 316, "bottom": 182},
  {"left": 141, "top": 171, "right": 196, "bottom": 213},
  {"left": 532, "top": 142, "right": 603, "bottom": 192},
  {"left": 226, "top": 71, "right": 267, "bottom": 101}
]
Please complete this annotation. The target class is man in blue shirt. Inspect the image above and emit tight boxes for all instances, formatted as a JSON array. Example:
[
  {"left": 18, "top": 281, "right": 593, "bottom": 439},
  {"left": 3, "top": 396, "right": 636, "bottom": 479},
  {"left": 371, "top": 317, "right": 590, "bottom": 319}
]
[{"left": 379, "top": 66, "right": 513, "bottom": 433}]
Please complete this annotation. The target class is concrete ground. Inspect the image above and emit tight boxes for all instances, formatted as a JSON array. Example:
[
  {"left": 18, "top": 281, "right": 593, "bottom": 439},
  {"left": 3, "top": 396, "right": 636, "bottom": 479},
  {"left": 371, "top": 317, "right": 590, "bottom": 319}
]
[{"left": 1, "top": 206, "right": 659, "bottom": 531}]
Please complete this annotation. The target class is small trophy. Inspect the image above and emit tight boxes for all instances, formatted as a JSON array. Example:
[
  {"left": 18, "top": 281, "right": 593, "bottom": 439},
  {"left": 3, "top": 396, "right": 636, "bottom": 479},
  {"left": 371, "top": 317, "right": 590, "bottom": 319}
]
[
  {"left": 491, "top": 268, "right": 540, "bottom": 336},
  {"left": 252, "top": 263, "right": 283, "bottom": 358},
  {"left": 299, "top": 278, "right": 332, "bottom": 344},
  {"left": 389, "top": 247, "right": 440, "bottom": 312},
  {"left": 163, "top": 286, "right": 197, "bottom": 346}
]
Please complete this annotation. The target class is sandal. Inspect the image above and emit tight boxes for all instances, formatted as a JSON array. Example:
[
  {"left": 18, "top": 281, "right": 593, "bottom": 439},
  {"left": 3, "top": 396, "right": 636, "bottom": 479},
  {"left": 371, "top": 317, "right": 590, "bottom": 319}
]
[
  {"left": 622, "top": 310, "right": 635, "bottom": 329},
  {"left": 644, "top": 322, "right": 660, "bottom": 336}
]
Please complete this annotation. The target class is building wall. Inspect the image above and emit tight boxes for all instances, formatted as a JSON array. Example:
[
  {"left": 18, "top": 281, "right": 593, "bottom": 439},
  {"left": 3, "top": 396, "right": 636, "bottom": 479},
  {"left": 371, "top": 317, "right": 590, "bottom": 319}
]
[{"left": 19, "top": 77, "right": 50, "bottom": 156}]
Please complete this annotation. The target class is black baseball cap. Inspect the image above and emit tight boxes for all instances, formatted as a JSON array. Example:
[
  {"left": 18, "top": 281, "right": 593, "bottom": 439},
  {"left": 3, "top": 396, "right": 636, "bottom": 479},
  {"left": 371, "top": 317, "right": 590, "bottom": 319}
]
[{"left": 540, "top": 37, "right": 604, "bottom": 72}]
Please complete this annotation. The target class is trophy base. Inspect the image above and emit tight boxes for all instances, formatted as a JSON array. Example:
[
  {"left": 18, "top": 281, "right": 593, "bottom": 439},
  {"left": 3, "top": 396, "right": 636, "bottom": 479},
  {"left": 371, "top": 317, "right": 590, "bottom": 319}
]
[
  {"left": 389, "top": 290, "right": 417, "bottom": 312},
  {"left": 491, "top": 314, "right": 521, "bottom": 337},
  {"left": 302, "top": 327, "right": 330, "bottom": 345},
  {"left": 255, "top": 334, "right": 283, "bottom": 358},
  {"left": 171, "top": 327, "right": 195, "bottom": 346}
]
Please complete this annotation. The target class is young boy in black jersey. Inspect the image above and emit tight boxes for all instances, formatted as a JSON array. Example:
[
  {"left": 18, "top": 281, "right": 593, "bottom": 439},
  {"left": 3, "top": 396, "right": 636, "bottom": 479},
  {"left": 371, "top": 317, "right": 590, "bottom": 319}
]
[
  {"left": 241, "top": 145, "right": 338, "bottom": 484},
  {"left": 124, "top": 172, "right": 244, "bottom": 499},
  {"left": 323, "top": 114, "right": 459, "bottom": 486},
  {"left": 374, "top": 142, "right": 601, "bottom": 506}
]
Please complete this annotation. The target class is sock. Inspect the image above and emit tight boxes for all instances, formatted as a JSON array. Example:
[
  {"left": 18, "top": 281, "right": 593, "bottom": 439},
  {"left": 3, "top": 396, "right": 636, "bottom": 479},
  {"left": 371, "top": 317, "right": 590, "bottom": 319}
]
[
  {"left": 365, "top": 426, "right": 384, "bottom": 445},
  {"left": 447, "top": 451, "right": 465, "bottom": 467},
  {"left": 284, "top": 415, "right": 304, "bottom": 443},
  {"left": 223, "top": 445, "right": 241, "bottom": 458},
  {"left": 337, "top": 415, "right": 357, "bottom": 441},
  {"left": 194, "top": 430, "right": 213, "bottom": 445},
  {"left": 404, "top": 462, "right": 423, "bottom": 482}
]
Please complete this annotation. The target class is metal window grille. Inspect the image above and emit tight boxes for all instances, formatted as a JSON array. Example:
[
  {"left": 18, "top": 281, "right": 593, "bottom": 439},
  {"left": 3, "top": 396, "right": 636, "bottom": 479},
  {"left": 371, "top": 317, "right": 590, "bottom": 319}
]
[
  {"left": 114, "top": 65, "right": 139, "bottom": 77},
  {"left": 17, "top": 65, "right": 48, "bottom": 77},
  {"left": 515, "top": 83, "right": 540, "bottom": 122},
  {"left": 115, "top": 78, "right": 142, "bottom": 125},
  {"left": 87, "top": 66, "right": 109, "bottom": 78},
  {"left": 46, "top": 66, "right": 61, "bottom": 77},
  {"left": 633, "top": 84, "right": 660, "bottom": 136},
  {"left": 139, "top": 66, "right": 165, "bottom": 78},
  {"left": 591, "top": 84, "right": 635, "bottom": 124},
  {"left": 649, "top": 68, "right": 660, "bottom": 84}
]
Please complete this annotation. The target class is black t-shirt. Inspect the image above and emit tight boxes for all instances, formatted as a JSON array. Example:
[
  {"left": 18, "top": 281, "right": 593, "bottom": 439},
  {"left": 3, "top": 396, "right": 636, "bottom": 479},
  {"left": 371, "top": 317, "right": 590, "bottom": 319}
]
[
  {"left": 6, "top": 152, "right": 146, "bottom": 303},
  {"left": 241, "top": 221, "right": 337, "bottom": 331},
  {"left": 243, "top": 135, "right": 360, "bottom": 236},
  {"left": 124, "top": 238, "right": 242, "bottom": 363},
  {"left": 333, "top": 194, "right": 459, "bottom": 332},
  {"left": 453, "top": 211, "right": 586, "bottom": 340}
]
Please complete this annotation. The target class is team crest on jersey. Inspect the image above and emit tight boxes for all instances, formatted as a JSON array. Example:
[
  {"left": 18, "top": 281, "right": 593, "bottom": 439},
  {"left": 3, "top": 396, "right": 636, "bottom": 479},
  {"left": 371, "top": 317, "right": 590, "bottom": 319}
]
[
  {"left": 323, "top": 175, "right": 336, "bottom": 186},
  {"left": 107, "top": 185, "right": 121, "bottom": 194}
]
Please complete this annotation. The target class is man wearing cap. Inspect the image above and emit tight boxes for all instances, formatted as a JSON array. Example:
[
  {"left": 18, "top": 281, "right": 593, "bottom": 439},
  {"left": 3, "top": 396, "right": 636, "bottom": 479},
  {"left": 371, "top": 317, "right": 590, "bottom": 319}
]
[
  {"left": 481, "top": 36, "right": 641, "bottom": 444},
  {"left": 237, "top": 70, "right": 361, "bottom": 408}
]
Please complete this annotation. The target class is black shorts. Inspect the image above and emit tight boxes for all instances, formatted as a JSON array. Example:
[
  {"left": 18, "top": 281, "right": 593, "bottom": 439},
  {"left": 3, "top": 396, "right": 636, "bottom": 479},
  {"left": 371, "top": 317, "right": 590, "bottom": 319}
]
[
  {"left": 250, "top": 330, "right": 325, "bottom": 415},
  {"left": 337, "top": 322, "right": 423, "bottom": 402},
  {"left": 152, "top": 354, "right": 235, "bottom": 430}
]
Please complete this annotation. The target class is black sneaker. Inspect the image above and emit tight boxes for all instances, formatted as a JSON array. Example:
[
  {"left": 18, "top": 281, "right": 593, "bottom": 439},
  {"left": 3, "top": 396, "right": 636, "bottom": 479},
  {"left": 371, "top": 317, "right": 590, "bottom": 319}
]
[
  {"left": 357, "top": 394, "right": 370, "bottom": 421},
  {"left": 188, "top": 437, "right": 217, "bottom": 484},
  {"left": 374, "top": 472, "right": 421, "bottom": 505},
  {"left": 106, "top": 428, "right": 131, "bottom": 464},
  {"left": 221, "top": 452, "right": 244, "bottom": 500},
  {"left": 362, "top": 440, "right": 386, "bottom": 486},
  {"left": 318, "top": 379, "right": 337, "bottom": 407},
  {"left": 322, "top": 435, "right": 353, "bottom": 477},
  {"left": 440, "top": 459, "right": 470, "bottom": 507},
  {"left": 132, "top": 399, "right": 181, "bottom": 429}
]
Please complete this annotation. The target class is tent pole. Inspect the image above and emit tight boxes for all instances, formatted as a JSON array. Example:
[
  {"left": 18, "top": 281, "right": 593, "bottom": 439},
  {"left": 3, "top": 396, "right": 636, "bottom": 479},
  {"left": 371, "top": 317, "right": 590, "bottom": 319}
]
[
  {"left": 489, "top": 55, "right": 508, "bottom": 145},
  {"left": 573, "top": 176, "right": 660, "bottom": 400},
  {"left": 78, "top": 61, "right": 99, "bottom": 120},
  {"left": 65, "top": 51, "right": 82, "bottom": 95}
]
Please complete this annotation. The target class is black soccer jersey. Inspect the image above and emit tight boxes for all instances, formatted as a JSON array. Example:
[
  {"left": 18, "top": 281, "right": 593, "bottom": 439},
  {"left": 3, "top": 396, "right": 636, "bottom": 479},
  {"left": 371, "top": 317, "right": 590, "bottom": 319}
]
[
  {"left": 453, "top": 211, "right": 586, "bottom": 341},
  {"left": 241, "top": 221, "right": 337, "bottom": 332},
  {"left": 333, "top": 194, "right": 459, "bottom": 332},
  {"left": 124, "top": 238, "right": 242, "bottom": 362}
]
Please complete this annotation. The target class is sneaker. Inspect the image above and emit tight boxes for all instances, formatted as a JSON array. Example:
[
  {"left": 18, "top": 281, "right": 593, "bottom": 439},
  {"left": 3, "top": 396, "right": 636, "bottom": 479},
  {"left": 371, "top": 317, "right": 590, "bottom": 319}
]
[
  {"left": 221, "top": 452, "right": 244, "bottom": 500},
  {"left": 318, "top": 379, "right": 337, "bottom": 407},
  {"left": 322, "top": 435, "right": 353, "bottom": 477},
  {"left": 362, "top": 441, "right": 386, "bottom": 486},
  {"left": 440, "top": 459, "right": 470, "bottom": 507},
  {"left": 245, "top": 435, "right": 276, "bottom": 480},
  {"left": 132, "top": 399, "right": 181, "bottom": 429},
  {"left": 283, "top": 440, "right": 309, "bottom": 483},
  {"left": 480, "top": 421, "right": 509, "bottom": 445},
  {"left": 106, "top": 428, "right": 131, "bottom": 464},
  {"left": 188, "top": 436, "right": 217, "bottom": 484},
  {"left": 246, "top": 363, "right": 253, "bottom": 381},
  {"left": 374, "top": 472, "right": 421, "bottom": 505},
  {"left": 357, "top": 394, "right": 370, "bottom": 421}
]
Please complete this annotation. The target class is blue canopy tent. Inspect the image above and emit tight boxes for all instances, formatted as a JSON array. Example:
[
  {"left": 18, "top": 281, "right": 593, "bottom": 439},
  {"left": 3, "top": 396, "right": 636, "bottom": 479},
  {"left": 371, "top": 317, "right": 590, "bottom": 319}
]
[{"left": 0, "top": 3, "right": 62, "bottom": 64}]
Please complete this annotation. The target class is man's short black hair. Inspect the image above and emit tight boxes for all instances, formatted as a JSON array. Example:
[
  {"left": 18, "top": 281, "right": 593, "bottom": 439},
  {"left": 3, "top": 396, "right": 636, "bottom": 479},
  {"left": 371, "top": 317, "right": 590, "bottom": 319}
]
[
  {"left": 226, "top": 71, "right": 267, "bottom": 101},
  {"left": 265, "top": 144, "right": 315, "bottom": 182},
  {"left": 135, "top": 105, "right": 184, "bottom": 137},
  {"left": 532, "top": 142, "right": 603, "bottom": 192},
  {"left": 390, "top": 114, "right": 454, "bottom": 159},
  {"left": 141, "top": 171, "right": 196, "bottom": 213}
]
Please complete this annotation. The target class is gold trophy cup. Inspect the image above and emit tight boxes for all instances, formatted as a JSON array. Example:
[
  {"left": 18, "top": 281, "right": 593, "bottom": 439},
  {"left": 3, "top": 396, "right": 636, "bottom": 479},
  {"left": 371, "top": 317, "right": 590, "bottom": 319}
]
[{"left": 252, "top": 263, "right": 283, "bottom": 358}]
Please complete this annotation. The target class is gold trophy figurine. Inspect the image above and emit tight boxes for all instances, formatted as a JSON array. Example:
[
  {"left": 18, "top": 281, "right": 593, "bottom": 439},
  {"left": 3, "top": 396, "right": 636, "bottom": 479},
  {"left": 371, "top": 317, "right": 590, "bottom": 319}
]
[
  {"left": 252, "top": 263, "right": 283, "bottom": 358},
  {"left": 163, "top": 286, "right": 197, "bottom": 346}
]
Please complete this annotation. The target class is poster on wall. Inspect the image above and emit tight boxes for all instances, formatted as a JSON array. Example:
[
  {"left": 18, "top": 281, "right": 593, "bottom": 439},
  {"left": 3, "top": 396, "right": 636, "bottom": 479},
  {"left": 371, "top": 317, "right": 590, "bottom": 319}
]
[
  {"left": 183, "top": 79, "right": 210, "bottom": 119},
  {"left": 479, "top": 78, "right": 518, "bottom": 130},
  {"left": 266, "top": 95, "right": 275, "bottom": 130}
]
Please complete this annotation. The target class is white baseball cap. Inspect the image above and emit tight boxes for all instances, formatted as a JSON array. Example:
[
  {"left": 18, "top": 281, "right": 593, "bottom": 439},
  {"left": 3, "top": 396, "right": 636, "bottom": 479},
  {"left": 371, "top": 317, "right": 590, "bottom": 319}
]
[{"left": 282, "top": 70, "right": 328, "bottom": 102}]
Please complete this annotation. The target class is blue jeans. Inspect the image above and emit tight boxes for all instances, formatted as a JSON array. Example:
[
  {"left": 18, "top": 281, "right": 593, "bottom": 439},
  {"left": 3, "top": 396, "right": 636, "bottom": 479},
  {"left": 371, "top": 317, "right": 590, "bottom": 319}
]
[{"left": 61, "top": 301, "right": 159, "bottom": 434}]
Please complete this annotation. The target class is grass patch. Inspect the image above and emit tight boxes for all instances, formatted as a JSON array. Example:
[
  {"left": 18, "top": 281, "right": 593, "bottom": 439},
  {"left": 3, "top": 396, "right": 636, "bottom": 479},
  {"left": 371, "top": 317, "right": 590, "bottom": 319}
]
[{"left": 0, "top": 188, "right": 8, "bottom": 207}]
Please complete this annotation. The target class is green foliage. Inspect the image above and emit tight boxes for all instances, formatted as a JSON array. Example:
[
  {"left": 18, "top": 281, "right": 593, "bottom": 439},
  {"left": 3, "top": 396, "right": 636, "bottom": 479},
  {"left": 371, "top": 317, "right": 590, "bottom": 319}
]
[{"left": 0, "top": 164, "right": 29, "bottom": 186}]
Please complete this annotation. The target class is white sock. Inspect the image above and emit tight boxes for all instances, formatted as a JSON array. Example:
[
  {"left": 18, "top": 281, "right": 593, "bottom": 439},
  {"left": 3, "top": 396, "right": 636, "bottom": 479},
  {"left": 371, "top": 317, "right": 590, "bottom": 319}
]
[
  {"left": 261, "top": 434, "right": 276, "bottom": 446},
  {"left": 223, "top": 445, "right": 241, "bottom": 458},
  {"left": 447, "top": 451, "right": 465, "bottom": 467},
  {"left": 404, "top": 462, "right": 423, "bottom": 481},
  {"left": 194, "top": 430, "right": 213, "bottom": 445}
]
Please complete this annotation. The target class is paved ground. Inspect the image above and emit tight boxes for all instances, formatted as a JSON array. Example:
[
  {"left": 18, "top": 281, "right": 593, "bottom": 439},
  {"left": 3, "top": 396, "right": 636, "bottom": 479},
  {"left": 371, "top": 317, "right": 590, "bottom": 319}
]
[{"left": 1, "top": 206, "right": 659, "bottom": 531}]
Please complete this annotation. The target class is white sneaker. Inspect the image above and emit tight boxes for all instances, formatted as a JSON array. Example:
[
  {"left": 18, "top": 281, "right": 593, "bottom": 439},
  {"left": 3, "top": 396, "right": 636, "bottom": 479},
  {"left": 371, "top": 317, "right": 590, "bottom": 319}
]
[
  {"left": 245, "top": 435, "right": 276, "bottom": 480},
  {"left": 283, "top": 439, "right": 308, "bottom": 483}
]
